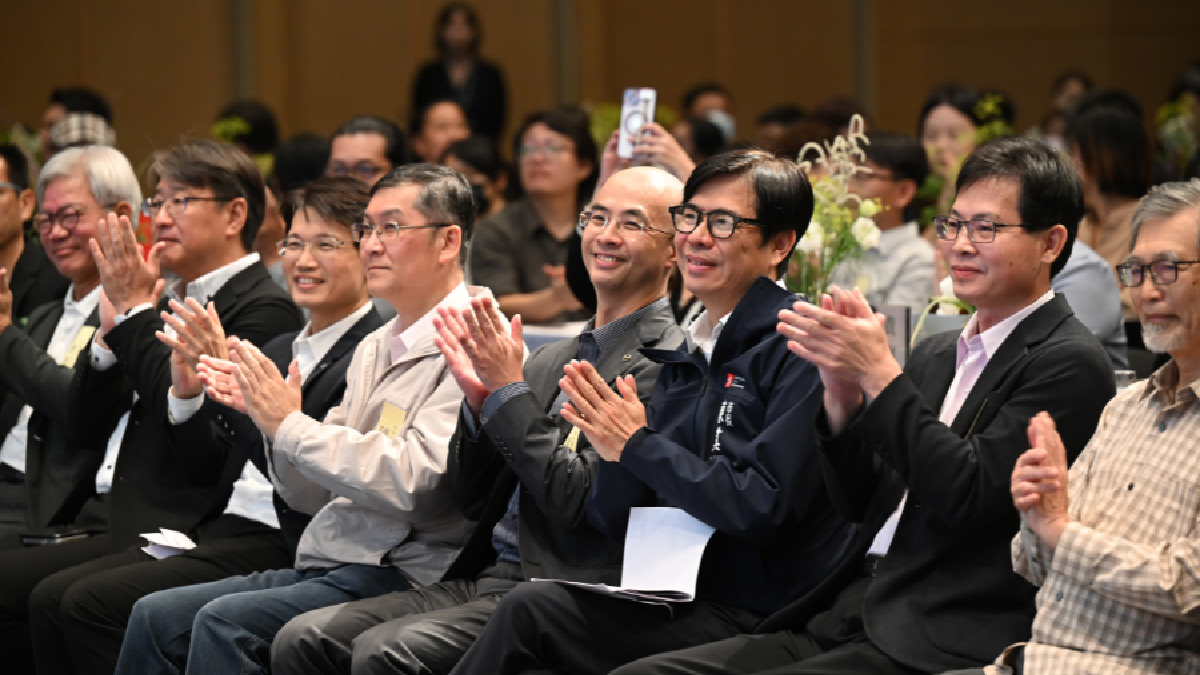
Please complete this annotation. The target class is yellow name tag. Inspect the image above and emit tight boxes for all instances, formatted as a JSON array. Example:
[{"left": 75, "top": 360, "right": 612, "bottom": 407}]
[
  {"left": 374, "top": 402, "right": 408, "bottom": 439},
  {"left": 563, "top": 426, "right": 581, "bottom": 452},
  {"left": 60, "top": 326, "right": 97, "bottom": 367}
]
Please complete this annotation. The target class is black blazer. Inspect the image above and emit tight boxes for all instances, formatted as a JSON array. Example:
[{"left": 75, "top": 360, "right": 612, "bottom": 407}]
[
  {"left": 756, "top": 294, "right": 1116, "bottom": 673},
  {"left": 9, "top": 238, "right": 69, "bottom": 326},
  {"left": 442, "top": 302, "right": 685, "bottom": 583},
  {"left": 167, "top": 307, "right": 385, "bottom": 559},
  {"left": 0, "top": 298, "right": 100, "bottom": 528},
  {"left": 67, "top": 260, "right": 305, "bottom": 551}
]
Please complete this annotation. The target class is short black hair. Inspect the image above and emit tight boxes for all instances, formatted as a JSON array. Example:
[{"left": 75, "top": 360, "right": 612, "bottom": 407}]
[
  {"left": 956, "top": 136, "right": 1084, "bottom": 279},
  {"left": 512, "top": 107, "right": 598, "bottom": 207},
  {"left": 862, "top": 131, "right": 930, "bottom": 222},
  {"left": 685, "top": 116, "right": 727, "bottom": 162},
  {"left": 332, "top": 116, "right": 410, "bottom": 169},
  {"left": 370, "top": 163, "right": 475, "bottom": 264},
  {"left": 682, "top": 82, "right": 731, "bottom": 114},
  {"left": 150, "top": 139, "right": 266, "bottom": 253},
  {"left": 919, "top": 84, "right": 981, "bottom": 132},
  {"left": 214, "top": 100, "right": 279, "bottom": 155},
  {"left": 1065, "top": 90, "right": 1151, "bottom": 200},
  {"left": 0, "top": 144, "right": 32, "bottom": 191},
  {"left": 683, "top": 149, "right": 814, "bottom": 277},
  {"left": 1051, "top": 69, "right": 1094, "bottom": 97},
  {"left": 411, "top": 98, "right": 466, "bottom": 138},
  {"left": 434, "top": 2, "right": 481, "bottom": 57},
  {"left": 441, "top": 135, "right": 506, "bottom": 181},
  {"left": 812, "top": 97, "right": 872, "bottom": 133},
  {"left": 272, "top": 133, "right": 331, "bottom": 194},
  {"left": 756, "top": 104, "right": 805, "bottom": 127},
  {"left": 291, "top": 175, "right": 370, "bottom": 246},
  {"left": 49, "top": 87, "right": 112, "bottom": 123}
]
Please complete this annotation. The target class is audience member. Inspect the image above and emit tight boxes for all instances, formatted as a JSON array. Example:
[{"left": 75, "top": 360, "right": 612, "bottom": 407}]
[
  {"left": 0, "top": 144, "right": 69, "bottom": 326},
  {"left": 755, "top": 104, "right": 805, "bottom": 154},
  {"left": 273, "top": 134, "right": 332, "bottom": 197},
  {"left": 112, "top": 164, "right": 487, "bottom": 675},
  {"left": 46, "top": 112, "right": 117, "bottom": 158},
  {"left": 919, "top": 85, "right": 983, "bottom": 218},
  {"left": 971, "top": 178, "right": 1200, "bottom": 675},
  {"left": 411, "top": 99, "right": 471, "bottom": 164},
  {"left": 446, "top": 150, "right": 855, "bottom": 675},
  {"left": 1050, "top": 240, "right": 1129, "bottom": 368},
  {"left": 1066, "top": 90, "right": 1153, "bottom": 320},
  {"left": 0, "top": 146, "right": 127, "bottom": 542},
  {"left": 671, "top": 117, "right": 727, "bottom": 167},
  {"left": 828, "top": 130, "right": 935, "bottom": 317},
  {"left": 618, "top": 136, "right": 1115, "bottom": 675},
  {"left": 411, "top": 2, "right": 508, "bottom": 141},
  {"left": 441, "top": 136, "right": 510, "bottom": 218},
  {"left": 1155, "top": 61, "right": 1200, "bottom": 183},
  {"left": 40, "top": 87, "right": 112, "bottom": 162},
  {"left": 812, "top": 97, "right": 872, "bottom": 139},
  {"left": 269, "top": 166, "right": 686, "bottom": 675},
  {"left": 679, "top": 82, "right": 736, "bottom": 143},
  {"left": 0, "top": 139, "right": 304, "bottom": 673},
  {"left": 470, "top": 107, "right": 596, "bottom": 324},
  {"left": 327, "top": 116, "right": 409, "bottom": 187},
  {"left": 24, "top": 176, "right": 382, "bottom": 675},
  {"left": 1050, "top": 69, "right": 1094, "bottom": 112}
]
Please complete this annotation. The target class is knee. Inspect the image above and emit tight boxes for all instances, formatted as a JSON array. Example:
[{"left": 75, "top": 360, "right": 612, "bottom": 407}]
[
  {"left": 350, "top": 625, "right": 422, "bottom": 675},
  {"left": 272, "top": 613, "right": 325, "bottom": 669},
  {"left": 488, "top": 582, "right": 563, "bottom": 627},
  {"left": 28, "top": 573, "right": 72, "bottom": 624}
]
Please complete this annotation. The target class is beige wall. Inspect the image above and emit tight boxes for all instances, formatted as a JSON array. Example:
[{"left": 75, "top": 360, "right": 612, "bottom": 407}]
[{"left": 1, "top": 0, "right": 1196, "bottom": 179}]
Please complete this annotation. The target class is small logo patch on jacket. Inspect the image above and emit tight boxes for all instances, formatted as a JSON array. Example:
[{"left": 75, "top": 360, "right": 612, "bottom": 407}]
[{"left": 725, "top": 374, "right": 745, "bottom": 389}]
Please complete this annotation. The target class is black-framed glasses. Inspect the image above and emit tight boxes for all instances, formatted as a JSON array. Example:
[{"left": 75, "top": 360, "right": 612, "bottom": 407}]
[
  {"left": 34, "top": 206, "right": 86, "bottom": 233},
  {"left": 142, "top": 196, "right": 231, "bottom": 219},
  {"left": 350, "top": 221, "right": 453, "bottom": 243},
  {"left": 933, "top": 216, "right": 1022, "bottom": 244},
  {"left": 668, "top": 205, "right": 766, "bottom": 239},
  {"left": 577, "top": 210, "right": 669, "bottom": 237},
  {"left": 277, "top": 236, "right": 352, "bottom": 258},
  {"left": 0, "top": 181, "right": 22, "bottom": 194},
  {"left": 1115, "top": 259, "right": 1200, "bottom": 287}
]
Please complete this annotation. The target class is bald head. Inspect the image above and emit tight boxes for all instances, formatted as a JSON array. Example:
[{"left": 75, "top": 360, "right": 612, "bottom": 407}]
[{"left": 595, "top": 167, "right": 684, "bottom": 229}]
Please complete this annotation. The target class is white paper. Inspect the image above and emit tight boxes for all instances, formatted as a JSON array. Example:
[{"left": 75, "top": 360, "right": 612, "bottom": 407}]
[
  {"left": 140, "top": 528, "right": 197, "bottom": 559},
  {"left": 536, "top": 506, "right": 716, "bottom": 604}
]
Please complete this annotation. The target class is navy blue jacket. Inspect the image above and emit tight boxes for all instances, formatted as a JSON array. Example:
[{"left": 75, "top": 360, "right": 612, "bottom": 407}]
[{"left": 587, "top": 277, "right": 855, "bottom": 618}]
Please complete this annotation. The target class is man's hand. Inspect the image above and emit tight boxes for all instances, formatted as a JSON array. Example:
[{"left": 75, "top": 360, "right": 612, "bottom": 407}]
[
  {"left": 778, "top": 285, "right": 902, "bottom": 401},
  {"left": 156, "top": 298, "right": 229, "bottom": 371},
  {"left": 458, "top": 297, "right": 525, "bottom": 392},
  {"left": 197, "top": 350, "right": 248, "bottom": 414},
  {"left": 169, "top": 349, "right": 203, "bottom": 400},
  {"left": 558, "top": 360, "right": 645, "bottom": 462},
  {"left": 89, "top": 212, "right": 164, "bottom": 315},
  {"left": 0, "top": 268, "right": 13, "bottom": 334},
  {"left": 595, "top": 130, "right": 633, "bottom": 192},
  {"left": 229, "top": 338, "right": 302, "bottom": 439},
  {"left": 632, "top": 123, "right": 696, "bottom": 179},
  {"left": 1011, "top": 412, "right": 1071, "bottom": 550},
  {"left": 542, "top": 264, "right": 583, "bottom": 315},
  {"left": 434, "top": 307, "right": 491, "bottom": 415}
]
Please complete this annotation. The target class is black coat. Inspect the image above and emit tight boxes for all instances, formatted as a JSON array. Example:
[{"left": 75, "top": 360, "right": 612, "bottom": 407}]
[{"left": 756, "top": 294, "right": 1116, "bottom": 673}]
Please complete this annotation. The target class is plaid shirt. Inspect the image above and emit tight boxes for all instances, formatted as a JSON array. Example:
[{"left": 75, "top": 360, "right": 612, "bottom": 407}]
[{"left": 1011, "top": 360, "right": 1200, "bottom": 674}]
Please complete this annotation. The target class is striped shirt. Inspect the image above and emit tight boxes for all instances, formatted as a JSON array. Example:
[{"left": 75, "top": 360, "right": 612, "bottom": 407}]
[{"left": 1011, "top": 359, "right": 1200, "bottom": 674}]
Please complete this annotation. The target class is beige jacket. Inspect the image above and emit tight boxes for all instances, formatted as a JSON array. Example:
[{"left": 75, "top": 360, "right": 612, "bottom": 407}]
[{"left": 270, "top": 285, "right": 489, "bottom": 585}]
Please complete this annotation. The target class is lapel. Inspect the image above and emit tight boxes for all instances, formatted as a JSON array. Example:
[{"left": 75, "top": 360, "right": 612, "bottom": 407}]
[
  {"left": 526, "top": 336, "right": 581, "bottom": 406},
  {"left": 917, "top": 334, "right": 959, "bottom": 421},
  {"left": 948, "top": 295, "right": 1071, "bottom": 436},
  {"left": 26, "top": 302, "right": 65, "bottom": 347},
  {"left": 208, "top": 260, "right": 271, "bottom": 316},
  {"left": 300, "top": 309, "right": 384, "bottom": 398}
]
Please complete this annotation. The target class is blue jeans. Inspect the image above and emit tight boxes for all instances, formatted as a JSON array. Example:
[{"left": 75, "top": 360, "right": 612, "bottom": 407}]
[{"left": 114, "top": 564, "right": 413, "bottom": 675}]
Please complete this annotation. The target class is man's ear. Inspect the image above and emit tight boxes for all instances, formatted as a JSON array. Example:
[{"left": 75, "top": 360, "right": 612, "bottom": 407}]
[
  {"left": 769, "top": 229, "right": 798, "bottom": 268},
  {"left": 112, "top": 201, "right": 133, "bottom": 219},
  {"left": 1042, "top": 223, "right": 1068, "bottom": 263},
  {"left": 893, "top": 178, "right": 918, "bottom": 212},
  {"left": 225, "top": 197, "right": 248, "bottom": 242},
  {"left": 438, "top": 225, "right": 463, "bottom": 265},
  {"left": 17, "top": 189, "right": 35, "bottom": 222}
]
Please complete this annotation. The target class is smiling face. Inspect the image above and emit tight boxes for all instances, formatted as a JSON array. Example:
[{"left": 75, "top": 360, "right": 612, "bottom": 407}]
[
  {"left": 581, "top": 169, "right": 677, "bottom": 310},
  {"left": 940, "top": 178, "right": 1065, "bottom": 330},
  {"left": 38, "top": 172, "right": 104, "bottom": 287},
  {"left": 282, "top": 208, "right": 368, "bottom": 324},
  {"left": 675, "top": 174, "right": 794, "bottom": 320},
  {"left": 1128, "top": 208, "right": 1200, "bottom": 364}
]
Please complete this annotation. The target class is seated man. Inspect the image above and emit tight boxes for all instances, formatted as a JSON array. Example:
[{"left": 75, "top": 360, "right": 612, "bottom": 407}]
[
  {"left": 269, "top": 166, "right": 687, "bottom": 675},
  {"left": 0, "top": 143, "right": 69, "bottom": 328},
  {"left": 326, "top": 116, "right": 409, "bottom": 188},
  {"left": 410, "top": 99, "right": 470, "bottom": 165},
  {"left": 828, "top": 130, "right": 935, "bottom": 318},
  {"left": 113, "top": 164, "right": 488, "bottom": 675},
  {"left": 29, "top": 176, "right": 385, "bottom": 675},
  {"left": 997, "top": 178, "right": 1200, "bottom": 674},
  {"left": 446, "top": 150, "right": 856, "bottom": 675},
  {"left": 0, "top": 145, "right": 111, "bottom": 538},
  {"left": 614, "top": 137, "right": 1116, "bottom": 675}
]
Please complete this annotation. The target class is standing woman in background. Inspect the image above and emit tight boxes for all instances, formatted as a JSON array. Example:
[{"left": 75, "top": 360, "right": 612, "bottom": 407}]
[{"left": 411, "top": 3, "right": 508, "bottom": 142}]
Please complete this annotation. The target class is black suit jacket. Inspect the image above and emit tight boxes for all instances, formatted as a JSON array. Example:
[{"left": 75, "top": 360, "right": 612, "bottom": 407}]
[
  {"left": 756, "top": 294, "right": 1115, "bottom": 672},
  {"left": 442, "top": 302, "right": 685, "bottom": 583},
  {"left": 167, "top": 307, "right": 385, "bottom": 559},
  {"left": 0, "top": 297, "right": 100, "bottom": 528},
  {"left": 10, "top": 238, "right": 70, "bottom": 326},
  {"left": 67, "top": 260, "right": 304, "bottom": 551}
]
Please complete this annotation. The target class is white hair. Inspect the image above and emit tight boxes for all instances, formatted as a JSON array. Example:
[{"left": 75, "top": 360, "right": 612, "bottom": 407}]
[{"left": 37, "top": 145, "right": 142, "bottom": 211}]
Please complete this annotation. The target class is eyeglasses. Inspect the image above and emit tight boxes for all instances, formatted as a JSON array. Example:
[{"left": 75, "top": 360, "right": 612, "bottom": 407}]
[
  {"left": 576, "top": 210, "right": 669, "bottom": 237},
  {"left": 1115, "top": 259, "right": 1200, "bottom": 287},
  {"left": 143, "top": 196, "right": 230, "bottom": 219},
  {"left": 518, "top": 144, "right": 572, "bottom": 160},
  {"left": 350, "top": 221, "right": 453, "bottom": 243},
  {"left": 328, "top": 162, "right": 388, "bottom": 184},
  {"left": 0, "top": 181, "right": 22, "bottom": 194},
  {"left": 34, "top": 206, "right": 87, "bottom": 234},
  {"left": 933, "top": 216, "right": 1022, "bottom": 244},
  {"left": 277, "top": 236, "right": 351, "bottom": 258},
  {"left": 667, "top": 205, "right": 766, "bottom": 239}
]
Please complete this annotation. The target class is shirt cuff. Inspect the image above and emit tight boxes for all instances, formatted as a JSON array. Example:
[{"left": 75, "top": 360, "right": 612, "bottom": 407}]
[
  {"left": 113, "top": 302, "right": 153, "bottom": 326},
  {"left": 167, "top": 389, "right": 205, "bottom": 424},
  {"left": 480, "top": 382, "right": 532, "bottom": 426},
  {"left": 90, "top": 336, "right": 119, "bottom": 370}
]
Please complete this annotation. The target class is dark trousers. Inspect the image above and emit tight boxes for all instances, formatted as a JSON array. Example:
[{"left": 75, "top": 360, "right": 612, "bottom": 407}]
[
  {"left": 34, "top": 516, "right": 289, "bottom": 675},
  {"left": 272, "top": 567, "right": 521, "bottom": 675},
  {"left": 611, "top": 574, "right": 923, "bottom": 675},
  {"left": 446, "top": 580, "right": 761, "bottom": 675}
]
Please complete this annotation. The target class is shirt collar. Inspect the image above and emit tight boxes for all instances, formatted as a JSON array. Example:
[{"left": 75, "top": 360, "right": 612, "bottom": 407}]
[
  {"left": 686, "top": 307, "right": 733, "bottom": 363},
  {"left": 581, "top": 297, "right": 668, "bottom": 358},
  {"left": 292, "top": 300, "right": 373, "bottom": 377},
  {"left": 957, "top": 289, "right": 1055, "bottom": 363},
  {"left": 390, "top": 282, "right": 471, "bottom": 362},
  {"left": 63, "top": 284, "right": 102, "bottom": 318},
  {"left": 171, "top": 253, "right": 260, "bottom": 306},
  {"left": 1143, "top": 359, "right": 1200, "bottom": 407}
]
